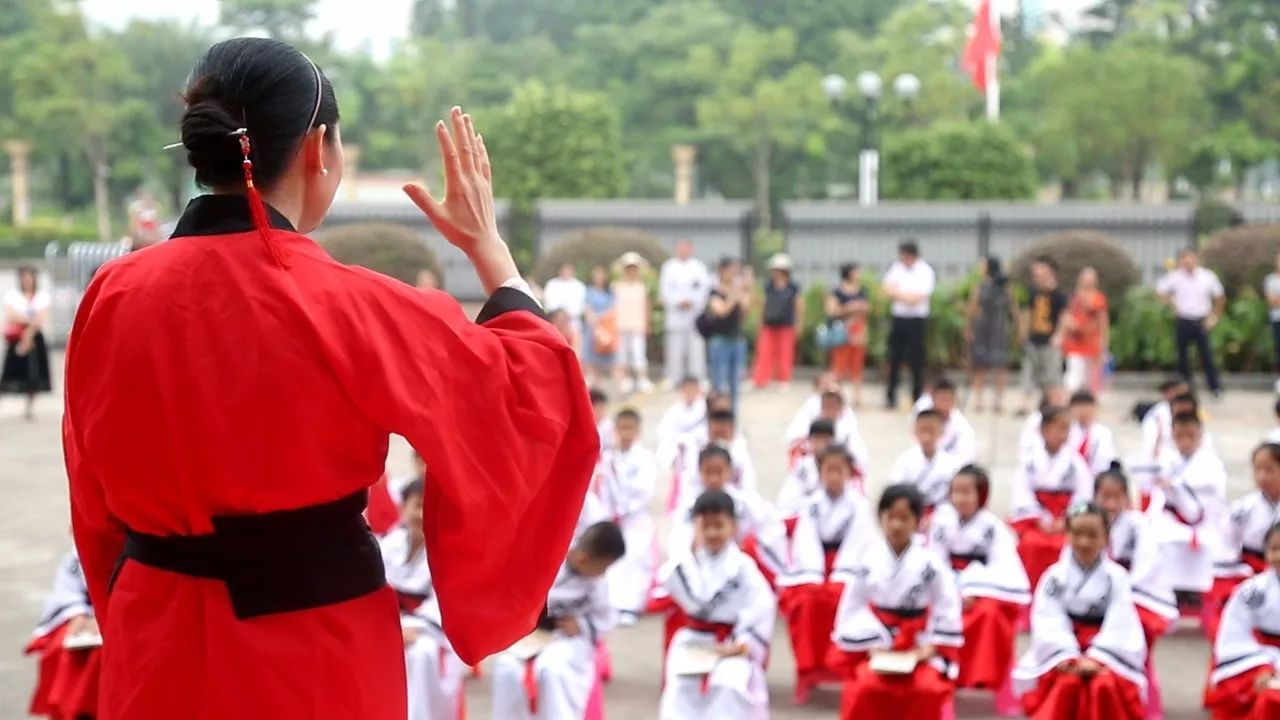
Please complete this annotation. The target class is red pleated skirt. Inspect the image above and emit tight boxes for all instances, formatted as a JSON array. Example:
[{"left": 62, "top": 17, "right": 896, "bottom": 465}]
[
  {"left": 1021, "top": 667, "right": 1144, "bottom": 720},
  {"left": 958, "top": 597, "right": 1021, "bottom": 690},
  {"left": 1014, "top": 522, "right": 1066, "bottom": 593},
  {"left": 25, "top": 622, "right": 101, "bottom": 720},
  {"left": 779, "top": 581, "right": 845, "bottom": 679},
  {"left": 1205, "top": 665, "right": 1280, "bottom": 720}
]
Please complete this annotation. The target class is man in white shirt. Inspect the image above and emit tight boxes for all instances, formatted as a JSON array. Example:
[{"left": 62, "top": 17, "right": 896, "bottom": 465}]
[
  {"left": 1156, "top": 248, "right": 1225, "bottom": 396},
  {"left": 659, "top": 238, "right": 711, "bottom": 388},
  {"left": 541, "top": 262, "right": 586, "bottom": 339},
  {"left": 881, "top": 239, "right": 935, "bottom": 408}
]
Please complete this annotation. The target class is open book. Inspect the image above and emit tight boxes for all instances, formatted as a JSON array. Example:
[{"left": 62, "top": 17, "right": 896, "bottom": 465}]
[
  {"left": 869, "top": 650, "right": 919, "bottom": 675},
  {"left": 669, "top": 643, "right": 722, "bottom": 676},
  {"left": 63, "top": 631, "right": 103, "bottom": 650}
]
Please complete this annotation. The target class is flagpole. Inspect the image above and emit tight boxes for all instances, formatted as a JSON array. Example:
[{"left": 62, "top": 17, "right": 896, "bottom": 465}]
[{"left": 985, "top": 51, "right": 999, "bottom": 121}]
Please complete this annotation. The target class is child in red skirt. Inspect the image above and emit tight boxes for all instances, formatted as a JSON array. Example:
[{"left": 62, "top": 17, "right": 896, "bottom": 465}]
[
  {"left": 1205, "top": 443, "right": 1280, "bottom": 640},
  {"left": 25, "top": 551, "right": 101, "bottom": 719}
]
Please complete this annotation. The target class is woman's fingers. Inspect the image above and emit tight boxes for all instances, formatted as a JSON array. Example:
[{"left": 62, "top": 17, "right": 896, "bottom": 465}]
[
  {"left": 476, "top": 134, "right": 491, "bottom": 182},
  {"left": 463, "top": 114, "right": 483, "bottom": 175},
  {"left": 435, "top": 120, "right": 461, "bottom": 188},
  {"left": 451, "top": 107, "right": 475, "bottom": 175},
  {"left": 403, "top": 182, "right": 448, "bottom": 230}
]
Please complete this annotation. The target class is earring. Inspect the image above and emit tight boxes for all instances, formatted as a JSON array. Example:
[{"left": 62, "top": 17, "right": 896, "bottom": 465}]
[{"left": 320, "top": 168, "right": 329, "bottom": 177}]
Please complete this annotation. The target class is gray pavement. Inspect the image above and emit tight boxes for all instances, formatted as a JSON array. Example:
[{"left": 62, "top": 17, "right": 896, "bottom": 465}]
[{"left": 4, "top": 356, "right": 1268, "bottom": 718}]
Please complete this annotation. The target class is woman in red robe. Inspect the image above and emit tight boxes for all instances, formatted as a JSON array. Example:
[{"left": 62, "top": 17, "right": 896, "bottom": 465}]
[{"left": 63, "top": 38, "right": 597, "bottom": 719}]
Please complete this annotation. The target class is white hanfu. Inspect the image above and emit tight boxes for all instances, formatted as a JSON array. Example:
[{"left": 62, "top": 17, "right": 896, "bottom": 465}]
[
  {"left": 492, "top": 562, "right": 616, "bottom": 720},
  {"left": 31, "top": 551, "right": 93, "bottom": 640},
  {"left": 670, "top": 433, "right": 757, "bottom": 509},
  {"left": 776, "top": 453, "right": 821, "bottom": 520},
  {"left": 656, "top": 398, "right": 707, "bottom": 450},
  {"left": 1073, "top": 420, "right": 1118, "bottom": 476},
  {"left": 889, "top": 445, "right": 962, "bottom": 510},
  {"left": 597, "top": 442, "right": 658, "bottom": 617},
  {"left": 1009, "top": 442, "right": 1094, "bottom": 526},
  {"left": 574, "top": 489, "right": 609, "bottom": 541},
  {"left": 1105, "top": 510, "right": 1179, "bottom": 624},
  {"left": 777, "top": 486, "right": 876, "bottom": 588},
  {"left": 379, "top": 527, "right": 465, "bottom": 720},
  {"left": 1148, "top": 444, "right": 1227, "bottom": 592},
  {"left": 928, "top": 504, "right": 1031, "bottom": 606},
  {"left": 1218, "top": 491, "right": 1280, "bottom": 579},
  {"left": 1209, "top": 570, "right": 1280, "bottom": 687},
  {"left": 668, "top": 483, "right": 788, "bottom": 578},
  {"left": 830, "top": 539, "right": 966, "bottom": 679},
  {"left": 939, "top": 411, "right": 978, "bottom": 466},
  {"left": 1012, "top": 556, "right": 1149, "bottom": 695},
  {"left": 659, "top": 543, "right": 777, "bottom": 720},
  {"left": 1139, "top": 401, "right": 1173, "bottom": 461},
  {"left": 784, "top": 399, "right": 870, "bottom": 468}
]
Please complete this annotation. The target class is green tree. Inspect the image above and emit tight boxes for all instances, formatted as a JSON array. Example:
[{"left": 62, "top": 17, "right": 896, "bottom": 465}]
[
  {"left": 693, "top": 27, "right": 829, "bottom": 228},
  {"left": 715, "top": 0, "right": 898, "bottom": 65},
  {"left": 881, "top": 121, "right": 1036, "bottom": 200},
  {"left": 219, "top": 0, "right": 317, "bottom": 41}
]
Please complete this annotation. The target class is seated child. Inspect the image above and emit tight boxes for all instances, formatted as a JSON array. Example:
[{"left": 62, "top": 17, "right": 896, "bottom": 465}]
[
  {"left": 776, "top": 419, "right": 837, "bottom": 521},
  {"left": 670, "top": 409, "right": 756, "bottom": 509},
  {"left": 659, "top": 490, "right": 777, "bottom": 720},
  {"left": 921, "top": 378, "right": 977, "bottom": 465},
  {"left": 1070, "top": 390, "right": 1117, "bottom": 476},
  {"left": 1206, "top": 443, "right": 1280, "bottom": 639},
  {"left": 1204, "top": 521, "right": 1280, "bottom": 720},
  {"left": 656, "top": 376, "right": 707, "bottom": 450},
  {"left": 591, "top": 388, "right": 615, "bottom": 456},
  {"left": 1140, "top": 377, "right": 1191, "bottom": 461},
  {"left": 492, "top": 521, "right": 626, "bottom": 720},
  {"left": 25, "top": 550, "right": 100, "bottom": 720},
  {"left": 1012, "top": 502, "right": 1148, "bottom": 720},
  {"left": 1010, "top": 406, "right": 1094, "bottom": 591},
  {"left": 1018, "top": 386, "right": 1071, "bottom": 457},
  {"left": 367, "top": 449, "right": 425, "bottom": 536},
  {"left": 828, "top": 484, "right": 964, "bottom": 720},
  {"left": 597, "top": 408, "right": 658, "bottom": 625},
  {"left": 889, "top": 409, "right": 961, "bottom": 517},
  {"left": 1150, "top": 412, "right": 1227, "bottom": 603},
  {"left": 784, "top": 372, "right": 843, "bottom": 447},
  {"left": 929, "top": 465, "right": 1031, "bottom": 691},
  {"left": 380, "top": 480, "right": 465, "bottom": 720},
  {"left": 776, "top": 447, "right": 876, "bottom": 701}
]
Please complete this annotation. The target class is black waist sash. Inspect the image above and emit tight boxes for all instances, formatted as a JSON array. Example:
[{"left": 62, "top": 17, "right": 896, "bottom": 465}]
[
  {"left": 117, "top": 491, "right": 385, "bottom": 619},
  {"left": 1067, "top": 612, "right": 1105, "bottom": 627}
]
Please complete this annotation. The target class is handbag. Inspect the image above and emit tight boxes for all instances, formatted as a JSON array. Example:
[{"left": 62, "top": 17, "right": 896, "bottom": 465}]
[
  {"left": 593, "top": 310, "right": 619, "bottom": 355},
  {"left": 4, "top": 321, "right": 24, "bottom": 345},
  {"left": 814, "top": 318, "right": 849, "bottom": 350}
]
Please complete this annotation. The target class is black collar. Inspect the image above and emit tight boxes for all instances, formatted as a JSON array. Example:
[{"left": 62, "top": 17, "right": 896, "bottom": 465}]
[{"left": 171, "top": 194, "right": 297, "bottom": 238}]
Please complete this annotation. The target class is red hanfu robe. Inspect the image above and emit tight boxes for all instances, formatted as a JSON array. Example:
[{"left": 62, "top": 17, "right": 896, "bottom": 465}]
[
  {"left": 63, "top": 195, "right": 598, "bottom": 719},
  {"left": 25, "top": 551, "right": 100, "bottom": 720},
  {"left": 1204, "top": 571, "right": 1280, "bottom": 720},
  {"left": 1009, "top": 442, "right": 1092, "bottom": 591}
]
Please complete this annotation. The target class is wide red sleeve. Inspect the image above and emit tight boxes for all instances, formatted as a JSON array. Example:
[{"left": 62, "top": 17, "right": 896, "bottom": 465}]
[
  {"left": 331, "top": 272, "right": 597, "bottom": 664},
  {"left": 63, "top": 271, "right": 127, "bottom": 624}
]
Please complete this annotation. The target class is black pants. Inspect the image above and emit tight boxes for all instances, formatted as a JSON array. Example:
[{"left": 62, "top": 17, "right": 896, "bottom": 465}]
[
  {"left": 887, "top": 316, "right": 927, "bottom": 404},
  {"left": 1272, "top": 320, "right": 1280, "bottom": 371},
  {"left": 1175, "top": 317, "right": 1221, "bottom": 393}
]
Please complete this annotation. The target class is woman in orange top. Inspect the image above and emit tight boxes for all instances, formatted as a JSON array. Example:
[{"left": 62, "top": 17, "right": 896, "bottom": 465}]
[{"left": 1062, "top": 267, "right": 1110, "bottom": 394}]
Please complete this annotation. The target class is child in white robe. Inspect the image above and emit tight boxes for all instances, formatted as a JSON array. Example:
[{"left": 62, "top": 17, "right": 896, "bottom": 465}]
[
  {"left": 381, "top": 480, "right": 465, "bottom": 720},
  {"left": 670, "top": 409, "right": 756, "bottom": 510},
  {"left": 656, "top": 376, "right": 707, "bottom": 450},
  {"left": 923, "top": 378, "right": 977, "bottom": 465},
  {"left": 1139, "top": 377, "right": 1189, "bottom": 462},
  {"left": 784, "top": 372, "right": 843, "bottom": 446},
  {"left": 492, "top": 521, "right": 626, "bottom": 720},
  {"left": 1018, "top": 386, "right": 1071, "bottom": 457},
  {"left": 1013, "top": 501, "right": 1148, "bottom": 720},
  {"left": 597, "top": 407, "right": 658, "bottom": 624},
  {"left": 929, "top": 465, "right": 1030, "bottom": 692},
  {"left": 1149, "top": 411, "right": 1227, "bottom": 599},
  {"left": 591, "top": 388, "right": 615, "bottom": 456},
  {"left": 1206, "top": 443, "right": 1280, "bottom": 639},
  {"left": 1070, "top": 390, "right": 1118, "bottom": 476},
  {"left": 889, "top": 409, "right": 961, "bottom": 515},
  {"left": 1204, "top": 521, "right": 1280, "bottom": 719},
  {"left": 659, "top": 490, "right": 777, "bottom": 720},
  {"left": 25, "top": 550, "right": 100, "bottom": 720},
  {"left": 828, "top": 483, "right": 964, "bottom": 720},
  {"left": 777, "top": 419, "right": 837, "bottom": 521}
]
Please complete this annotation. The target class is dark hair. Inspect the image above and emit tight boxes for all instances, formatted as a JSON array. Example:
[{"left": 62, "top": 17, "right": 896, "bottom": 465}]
[
  {"left": 820, "top": 390, "right": 845, "bottom": 405},
  {"left": 818, "top": 445, "right": 855, "bottom": 473},
  {"left": 898, "top": 239, "right": 920, "bottom": 257},
  {"left": 589, "top": 264, "right": 609, "bottom": 289},
  {"left": 706, "top": 393, "right": 733, "bottom": 412},
  {"left": 932, "top": 378, "right": 956, "bottom": 395},
  {"left": 840, "top": 262, "right": 860, "bottom": 281},
  {"left": 699, "top": 443, "right": 733, "bottom": 467},
  {"left": 708, "top": 409, "right": 736, "bottom": 424},
  {"left": 1265, "top": 521, "right": 1280, "bottom": 548},
  {"left": 15, "top": 265, "right": 37, "bottom": 290},
  {"left": 691, "top": 489, "right": 736, "bottom": 518},
  {"left": 1041, "top": 406, "right": 1070, "bottom": 428},
  {"left": 1032, "top": 255, "right": 1058, "bottom": 273},
  {"left": 985, "top": 256, "right": 1006, "bottom": 287},
  {"left": 402, "top": 479, "right": 425, "bottom": 501},
  {"left": 1158, "top": 377, "right": 1187, "bottom": 394},
  {"left": 615, "top": 407, "right": 640, "bottom": 424},
  {"left": 916, "top": 408, "right": 944, "bottom": 424},
  {"left": 1253, "top": 443, "right": 1280, "bottom": 466},
  {"left": 577, "top": 521, "right": 627, "bottom": 561},
  {"left": 1171, "top": 392, "right": 1198, "bottom": 409},
  {"left": 809, "top": 419, "right": 836, "bottom": 437},
  {"left": 589, "top": 388, "right": 609, "bottom": 405},
  {"left": 1066, "top": 501, "right": 1110, "bottom": 534},
  {"left": 181, "top": 38, "right": 339, "bottom": 190},
  {"left": 1070, "top": 390, "right": 1098, "bottom": 406},
  {"left": 1274, "top": 397, "right": 1280, "bottom": 419},
  {"left": 953, "top": 464, "right": 991, "bottom": 508},
  {"left": 1172, "top": 410, "right": 1202, "bottom": 428},
  {"left": 1094, "top": 467, "right": 1129, "bottom": 495},
  {"left": 879, "top": 483, "right": 924, "bottom": 520},
  {"left": 718, "top": 256, "right": 738, "bottom": 271}
]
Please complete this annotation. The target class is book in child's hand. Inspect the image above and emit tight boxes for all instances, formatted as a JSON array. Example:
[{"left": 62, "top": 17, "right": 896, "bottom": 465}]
[
  {"left": 1267, "top": 677, "right": 1280, "bottom": 692},
  {"left": 508, "top": 629, "right": 555, "bottom": 661},
  {"left": 63, "top": 631, "right": 103, "bottom": 650},
  {"left": 869, "top": 650, "right": 919, "bottom": 675},
  {"left": 669, "top": 644, "right": 722, "bottom": 676}
]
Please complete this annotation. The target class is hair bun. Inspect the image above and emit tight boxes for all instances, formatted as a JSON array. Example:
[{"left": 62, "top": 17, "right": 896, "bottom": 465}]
[{"left": 180, "top": 89, "right": 243, "bottom": 186}]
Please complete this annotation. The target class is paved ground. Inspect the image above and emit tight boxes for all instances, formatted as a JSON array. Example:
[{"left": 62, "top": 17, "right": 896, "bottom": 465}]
[{"left": 3, "top": 356, "right": 1270, "bottom": 718}]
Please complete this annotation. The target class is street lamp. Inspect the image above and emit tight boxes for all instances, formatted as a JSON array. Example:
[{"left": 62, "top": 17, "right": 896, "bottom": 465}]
[{"left": 823, "top": 71, "right": 922, "bottom": 206}]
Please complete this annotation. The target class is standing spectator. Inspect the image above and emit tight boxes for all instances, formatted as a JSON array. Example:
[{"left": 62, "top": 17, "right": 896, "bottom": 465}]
[
  {"left": 705, "top": 257, "right": 749, "bottom": 408},
  {"left": 825, "top": 263, "right": 871, "bottom": 408},
  {"left": 126, "top": 189, "right": 162, "bottom": 250},
  {"left": 659, "top": 239, "right": 710, "bottom": 389},
  {"left": 582, "top": 264, "right": 617, "bottom": 387},
  {"left": 613, "top": 253, "right": 653, "bottom": 393},
  {"left": 1156, "top": 248, "right": 1225, "bottom": 397},
  {"left": 1264, "top": 252, "right": 1280, "bottom": 372},
  {"left": 543, "top": 262, "right": 587, "bottom": 344},
  {"left": 1017, "top": 256, "right": 1067, "bottom": 416},
  {"left": 882, "top": 239, "right": 935, "bottom": 408},
  {"left": 1062, "top": 267, "right": 1110, "bottom": 394},
  {"left": 965, "top": 256, "right": 1016, "bottom": 413},
  {"left": 752, "top": 253, "right": 803, "bottom": 389},
  {"left": 2, "top": 266, "right": 52, "bottom": 420}
]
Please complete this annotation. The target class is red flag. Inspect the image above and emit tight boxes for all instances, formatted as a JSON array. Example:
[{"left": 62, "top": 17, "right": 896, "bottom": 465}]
[{"left": 963, "top": 0, "right": 1001, "bottom": 92}]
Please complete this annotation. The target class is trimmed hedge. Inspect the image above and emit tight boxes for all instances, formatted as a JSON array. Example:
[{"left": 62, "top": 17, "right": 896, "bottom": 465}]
[
  {"left": 1009, "top": 230, "right": 1141, "bottom": 310},
  {"left": 534, "top": 226, "right": 670, "bottom": 284},
  {"left": 1201, "top": 223, "right": 1280, "bottom": 300},
  {"left": 318, "top": 223, "right": 442, "bottom": 287}
]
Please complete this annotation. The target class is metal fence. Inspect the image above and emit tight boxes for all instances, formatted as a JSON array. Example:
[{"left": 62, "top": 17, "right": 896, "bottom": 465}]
[{"left": 32, "top": 241, "right": 129, "bottom": 345}]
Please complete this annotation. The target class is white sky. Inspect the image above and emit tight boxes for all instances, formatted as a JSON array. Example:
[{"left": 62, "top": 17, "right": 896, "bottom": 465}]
[{"left": 81, "top": 0, "right": 416, "bottom": 58}]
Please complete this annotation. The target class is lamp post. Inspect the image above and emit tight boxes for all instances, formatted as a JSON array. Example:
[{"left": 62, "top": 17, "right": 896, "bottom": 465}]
[{"left": 822, "top": 71, "right": 922, "bottom": 206}]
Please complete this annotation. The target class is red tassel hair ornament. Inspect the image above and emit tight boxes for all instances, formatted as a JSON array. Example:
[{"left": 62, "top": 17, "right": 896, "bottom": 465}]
[{"left": 235, "top": 129, "right": 290, "bottom": 268}]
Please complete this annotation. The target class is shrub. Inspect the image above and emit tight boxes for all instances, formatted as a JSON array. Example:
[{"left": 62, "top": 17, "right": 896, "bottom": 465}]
[
  {"left": 0, "top": 219, "right": 97, "bottom": 259},
  {"left": 534, "top": 226, "right": 670, "bottom": 284},
  {"left": 1009, "top": 230, "right": 1141, "bottom": 309},
  {"left": 882, "top": 121, "right": 1037, "bottom": 201},
  {"left": 318, "top": 223, "right": 441, "bottom": 287},
  {"left": 1193, "top": 199, "right": 1244, "bottom": 243},
  {"left": 1109, "top": 287, "right": 1177, "bottom": 370},
  {"left": 1201, "top": 224, "right": 1280, "bottom": 299}
]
